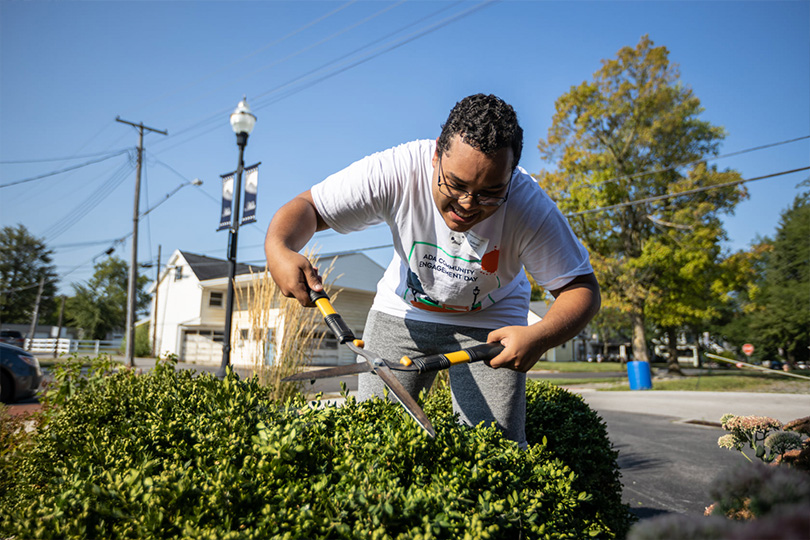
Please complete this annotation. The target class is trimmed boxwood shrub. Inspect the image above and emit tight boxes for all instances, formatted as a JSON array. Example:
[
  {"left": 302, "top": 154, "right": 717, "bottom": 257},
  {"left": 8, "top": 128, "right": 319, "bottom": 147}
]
[
  {"left": 0, "top": 358, "right": 631, "bottom": 539},
  {"left": 426, "top": 381, "right": 632, "bottom": 538}
]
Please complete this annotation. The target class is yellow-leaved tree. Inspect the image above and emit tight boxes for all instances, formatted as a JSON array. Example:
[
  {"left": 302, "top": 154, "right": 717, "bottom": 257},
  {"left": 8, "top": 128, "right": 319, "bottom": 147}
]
[{"left": 536, "top": 35, "right": 746, "bottom": 367}]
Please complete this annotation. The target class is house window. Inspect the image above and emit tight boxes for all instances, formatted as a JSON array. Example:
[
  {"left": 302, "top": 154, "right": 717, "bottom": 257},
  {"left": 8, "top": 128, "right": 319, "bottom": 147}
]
[
  {"left": 174, "top": 266, "right": 183, "bottom": 280},
  {"left": 240, "top": 329, "right": 249, "bottom": 340},
  {"left": 209, "top": 291, "right": 224, "bottom": 307}
]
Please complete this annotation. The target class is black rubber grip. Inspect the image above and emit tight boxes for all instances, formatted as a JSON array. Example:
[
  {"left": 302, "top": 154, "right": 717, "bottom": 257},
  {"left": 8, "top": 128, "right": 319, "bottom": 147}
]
[
  {"left": 411, "top": 343, "right": 505, "bottom": 373},
  {"left": 411, "top": 353, "right": 452, "bottom": 373},
  {"left": 308, "top": 288, "right": 355, "bottom": 344},
  {"left": 465, "top": 343, "right": 505, "bottom": 362},
  {"left": 324, "top": 314, "right": 355, "bottom": 344}
]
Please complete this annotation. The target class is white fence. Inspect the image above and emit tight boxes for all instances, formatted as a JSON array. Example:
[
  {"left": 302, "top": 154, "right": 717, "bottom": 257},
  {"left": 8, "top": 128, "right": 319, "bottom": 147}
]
[{"left": 25, "top": 338, "right": 123, "bottom": 356}]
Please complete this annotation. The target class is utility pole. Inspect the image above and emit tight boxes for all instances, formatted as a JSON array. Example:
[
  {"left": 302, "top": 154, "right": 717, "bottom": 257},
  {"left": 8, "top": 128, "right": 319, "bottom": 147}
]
[
  {"left": 53, "top": 295, "right": 66, "bottom": 358},
  {"left": 116, "top": 117, "right": 167, "bottom": 368},
  {"left": 152, "top": 245, "right": 161, "bottom": 357},
  {"left": 26, "top": 276, "right": 45, "bottom": 351}
]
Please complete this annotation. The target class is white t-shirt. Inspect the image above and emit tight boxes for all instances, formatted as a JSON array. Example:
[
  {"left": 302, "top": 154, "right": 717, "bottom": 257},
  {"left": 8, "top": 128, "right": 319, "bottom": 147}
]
[{"left": 311, "top": 140, "right": 592, "bottom": 329}]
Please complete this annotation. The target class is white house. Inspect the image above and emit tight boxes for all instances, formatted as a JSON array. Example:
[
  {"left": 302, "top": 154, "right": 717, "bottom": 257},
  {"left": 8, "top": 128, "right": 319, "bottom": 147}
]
[
  {"left": 149, "top": 250, "right": 385, "bottom": 366},
  {"left": 150, "top": 250, "right": 576, "bottom": 367}
]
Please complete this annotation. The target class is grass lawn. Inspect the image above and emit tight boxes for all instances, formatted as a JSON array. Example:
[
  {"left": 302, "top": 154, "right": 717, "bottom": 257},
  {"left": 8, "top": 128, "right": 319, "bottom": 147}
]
[
  {"left": 532, "top": 361, "right": 629, "bottom": 373},
  {"left": 598, "top": 372, "right": 809, "bottom": 394}
]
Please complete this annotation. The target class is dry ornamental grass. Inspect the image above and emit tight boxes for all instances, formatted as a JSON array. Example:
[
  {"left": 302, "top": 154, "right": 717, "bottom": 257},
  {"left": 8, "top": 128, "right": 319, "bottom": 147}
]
[{"left": 235, "top": 253, "right": 336, "bottom": 402}]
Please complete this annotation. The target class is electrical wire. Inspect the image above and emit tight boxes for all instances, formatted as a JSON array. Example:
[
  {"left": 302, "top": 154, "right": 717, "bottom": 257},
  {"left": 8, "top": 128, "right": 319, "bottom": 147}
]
[
  {"left": 147, "top": 153, "right": 220, "bottom": 205},
  {"left": 0, "top": 282, "right": 44, "bottom": 295},
  {"left": 249, "top": 0, "right": 467, "bottom": 110},
  {"left": 176, "top": 0, "right": 409, "bottom": 113},
  {"left": 0, "top": 148, "right": 130, "bottom": 164},
  {"left": 565, "top": 166, "right": 810, "bottom": 217},
  {"left": 154, "top": 0, "right": 496, "bottom": 153},
  {"left": 41, "top": 160, "right": 134, "bottom": 241},
  {"left": 158, "top": 0, "right": 415, "bottom": 146},
  {"left": 577, "top": 135, "right": 810, "bottom": 188},
  {"left": 126, "top": 0, "right": 360, "bottom": 116},
  {"left": 52, "top": 239, "right": 120, "bottom": 249},
  {"left": 0, "top": 150, "right": 130, "bottom": 188}
]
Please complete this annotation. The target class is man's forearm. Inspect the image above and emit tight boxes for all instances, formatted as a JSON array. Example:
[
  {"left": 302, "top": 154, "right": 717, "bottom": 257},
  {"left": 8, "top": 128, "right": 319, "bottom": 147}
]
[
  {"left": 264, "top": 191, "right": 325, "bottom": 258},
  {"left": 531, "top": 273, "right": 601, "bottom": 349}
]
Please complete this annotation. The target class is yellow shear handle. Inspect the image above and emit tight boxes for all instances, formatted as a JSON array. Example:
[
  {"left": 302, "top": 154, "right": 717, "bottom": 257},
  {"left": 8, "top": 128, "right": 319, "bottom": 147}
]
[
  {"left": 399, "top": 343, "right": 505, "bottom": 372},
  {"left": 308, "top": 288, "right": 355, "bottom": 344}
]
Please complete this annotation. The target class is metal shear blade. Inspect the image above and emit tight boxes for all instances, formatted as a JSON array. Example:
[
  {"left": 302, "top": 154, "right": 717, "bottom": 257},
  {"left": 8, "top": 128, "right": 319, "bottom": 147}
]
[{"left": 346, "top": 341, "right": 436, "bottom": 438}]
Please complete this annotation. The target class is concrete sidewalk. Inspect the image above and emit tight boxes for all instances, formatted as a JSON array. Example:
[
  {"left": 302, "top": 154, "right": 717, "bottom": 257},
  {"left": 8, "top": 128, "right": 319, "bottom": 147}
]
[{"left": 571, "top": 389, "right": 809, "bottom": 425}]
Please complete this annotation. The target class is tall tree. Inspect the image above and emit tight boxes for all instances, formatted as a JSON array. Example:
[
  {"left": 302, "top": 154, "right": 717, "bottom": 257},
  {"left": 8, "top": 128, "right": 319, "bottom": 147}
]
[
  {"left": 642, "top": 199, "right": 737, "bottom": 373},
  {"left": 536, "top": 35, "right": 745, "bottom": 362},
  {"left": 0, "top": 224, "right": 59, "bottom": 326},
  {"left": 747, "top": 188, "right": 810, "bottom": 365},
  {"left": 65, "top": 256, "right": 150, "bottom": 340}
]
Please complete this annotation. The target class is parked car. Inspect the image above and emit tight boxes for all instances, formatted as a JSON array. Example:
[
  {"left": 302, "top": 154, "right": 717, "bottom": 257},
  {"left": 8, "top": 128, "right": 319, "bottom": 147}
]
[
  {"left": 0, "top": 342, "right": 42, "bottom": 403},
  {"left": 0, "top": 329, "right": 25, "bottom": 349}
]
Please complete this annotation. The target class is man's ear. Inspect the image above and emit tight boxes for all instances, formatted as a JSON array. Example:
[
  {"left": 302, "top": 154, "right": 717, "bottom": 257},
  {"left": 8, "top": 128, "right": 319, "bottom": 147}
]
[{"left": 432, "top": 137, "right": 441, "bottom": 167}]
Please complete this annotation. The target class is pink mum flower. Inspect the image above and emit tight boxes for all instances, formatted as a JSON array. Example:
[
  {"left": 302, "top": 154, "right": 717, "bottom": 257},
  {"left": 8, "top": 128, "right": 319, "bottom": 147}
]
[{"left": 723, "top": 415, "right": 782, "bottom": 432}]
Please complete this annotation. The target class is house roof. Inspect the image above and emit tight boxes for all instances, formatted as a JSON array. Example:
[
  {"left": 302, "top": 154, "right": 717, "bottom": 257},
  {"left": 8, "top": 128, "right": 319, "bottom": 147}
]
[
  {"left": 180, "top": 251, "right": 264, "bottom": 282},
  {"left": 318, "top": 251, "right": 385, "bottom": 293}
]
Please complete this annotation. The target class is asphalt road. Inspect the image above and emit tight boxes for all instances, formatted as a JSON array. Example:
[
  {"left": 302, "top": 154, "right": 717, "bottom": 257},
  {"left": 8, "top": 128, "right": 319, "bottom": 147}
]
[{"left": 596, "top": 409, "right": 749, "bottom": 519}]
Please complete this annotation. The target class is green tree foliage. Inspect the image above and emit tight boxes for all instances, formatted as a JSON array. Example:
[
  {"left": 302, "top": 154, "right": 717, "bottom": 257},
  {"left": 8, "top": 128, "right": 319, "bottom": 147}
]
[
  {"left": 704, "top": 246, "right": 766, "bottom": 351},
  {"left": 536, "top": 35, "right": 745, "bottom": 362},
  {"left": 747, "top": 189, "right": 810, "bottom": 364},
  {"left": 0, "top": 224, "right": 59, "bottom": 326},
  {"left": 66, "top": 256, "right": 150, "bottom": 340}
]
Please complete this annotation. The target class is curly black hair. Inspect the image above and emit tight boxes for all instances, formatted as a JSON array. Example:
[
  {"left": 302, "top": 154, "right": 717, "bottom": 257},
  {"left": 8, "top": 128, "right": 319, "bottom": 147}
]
[{"left": 437, "top": 94, "right": 523, "bottom": 170}]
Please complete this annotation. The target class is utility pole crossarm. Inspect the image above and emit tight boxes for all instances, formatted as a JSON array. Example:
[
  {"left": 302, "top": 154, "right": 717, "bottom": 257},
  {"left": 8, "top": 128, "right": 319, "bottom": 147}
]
[{"left": 115, "top": 117, "right": 168, "bottom": 136}]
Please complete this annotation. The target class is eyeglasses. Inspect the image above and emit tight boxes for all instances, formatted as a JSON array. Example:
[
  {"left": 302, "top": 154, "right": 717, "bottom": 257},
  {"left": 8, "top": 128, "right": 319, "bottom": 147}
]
[{"left": 437, "top": 156, "right": 511, "bottom": 207}]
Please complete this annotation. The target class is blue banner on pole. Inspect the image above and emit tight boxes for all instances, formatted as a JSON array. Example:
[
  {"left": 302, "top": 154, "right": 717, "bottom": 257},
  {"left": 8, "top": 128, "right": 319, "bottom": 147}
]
[
  {"left": 241, "top": 164, "right": 259, "bottom": 225},
  {"left": 218, "top": 174, "right": 234, "bottom": 231}
]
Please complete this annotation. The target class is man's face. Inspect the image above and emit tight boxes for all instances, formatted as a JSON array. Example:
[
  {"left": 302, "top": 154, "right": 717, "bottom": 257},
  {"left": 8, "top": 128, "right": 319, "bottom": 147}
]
[{"left": 431, "top": 135, "right": 513, "bottom": 232}]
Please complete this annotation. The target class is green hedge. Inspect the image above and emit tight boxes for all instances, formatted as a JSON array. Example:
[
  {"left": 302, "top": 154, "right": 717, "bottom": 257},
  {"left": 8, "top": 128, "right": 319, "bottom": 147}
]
[{"left": 0, "top": 359, "right": 631, "bottom": 539}]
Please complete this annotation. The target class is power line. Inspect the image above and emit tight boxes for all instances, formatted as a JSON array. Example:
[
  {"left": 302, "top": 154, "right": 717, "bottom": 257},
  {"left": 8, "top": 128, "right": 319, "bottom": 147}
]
[
  {"left": 126, "top": 0, "right": 360, "bottom": 116},
  {"left": 154, "top": 0, "right": 496, "bottom": 153},
  {"left": 565, "top": 166, "right": 810, "bottom": 217},
  {"left": 250, "top": 0, "right": 468, "bottom": 109},
  {"left": 0, "top": 282, "right": 44, "bottom": 295},
  {"left": 41, "top": 160, "right": 134, "bottom": 240},
  {"left": 52, "top": 239, "right": 120, "bottom": 249},
  {"left": 580, "top": 135, "right": 810, "bottom": 188},
  {"left": 0, "top": 148, "right": 130, "bottom": 164},
  {"left": 148, "top": 153, "right": 221, "bottom": 205},
  {"left": 177, "top": 0, "right": 409, "bottom": 114},
  {"left": 0, "top": 150, "right": 130, "bottom": 188}
]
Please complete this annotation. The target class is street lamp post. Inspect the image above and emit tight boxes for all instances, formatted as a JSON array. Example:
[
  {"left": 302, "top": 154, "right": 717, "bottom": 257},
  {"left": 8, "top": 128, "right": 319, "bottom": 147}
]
[{"left": 217, "top": 97, "right": 256, "bottom": 379}]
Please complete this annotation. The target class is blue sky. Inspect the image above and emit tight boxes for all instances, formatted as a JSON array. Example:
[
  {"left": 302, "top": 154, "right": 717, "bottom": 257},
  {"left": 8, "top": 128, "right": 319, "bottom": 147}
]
[{"left": 2, "top": 0, "right": 808, "bottom": 295}]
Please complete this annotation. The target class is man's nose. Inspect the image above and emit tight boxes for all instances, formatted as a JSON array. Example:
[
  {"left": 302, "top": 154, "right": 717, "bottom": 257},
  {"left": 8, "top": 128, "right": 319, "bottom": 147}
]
[{"left": 457, "top": 193, "right": 480, "bottom": 209}]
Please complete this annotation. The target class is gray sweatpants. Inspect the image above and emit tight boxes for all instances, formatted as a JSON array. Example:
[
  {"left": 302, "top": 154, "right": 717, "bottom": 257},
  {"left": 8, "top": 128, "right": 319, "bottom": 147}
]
[{"left": 357, "top": 310, "right": 527, "bottom": 447}]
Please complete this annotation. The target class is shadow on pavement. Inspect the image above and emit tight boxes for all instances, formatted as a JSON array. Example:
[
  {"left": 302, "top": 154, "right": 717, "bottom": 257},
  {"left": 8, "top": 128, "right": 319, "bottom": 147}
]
[{"left": 615, "top": 449, "right": 667, "bottom": 471}]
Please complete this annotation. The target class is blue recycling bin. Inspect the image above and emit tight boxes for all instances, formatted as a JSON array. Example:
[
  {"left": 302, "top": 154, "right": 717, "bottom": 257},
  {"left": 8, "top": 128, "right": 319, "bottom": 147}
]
[{"left": 627, "top": 361, "right": 652, "bottom": 390}]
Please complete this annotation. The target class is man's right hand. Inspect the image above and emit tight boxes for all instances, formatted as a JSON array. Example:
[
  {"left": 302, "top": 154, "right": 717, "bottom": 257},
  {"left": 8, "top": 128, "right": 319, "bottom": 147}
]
[
  {"left": 267, "top": 248, "right": 323, "bottom": 307},
  {"left": 264, "top": 190, "right": 330, "bottom": 307}
]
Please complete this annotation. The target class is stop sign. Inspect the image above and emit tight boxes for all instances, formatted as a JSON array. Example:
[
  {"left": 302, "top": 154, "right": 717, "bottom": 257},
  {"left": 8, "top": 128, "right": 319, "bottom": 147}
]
[{"left": 742, "top": 343, "right": 755, "bottom": 356}]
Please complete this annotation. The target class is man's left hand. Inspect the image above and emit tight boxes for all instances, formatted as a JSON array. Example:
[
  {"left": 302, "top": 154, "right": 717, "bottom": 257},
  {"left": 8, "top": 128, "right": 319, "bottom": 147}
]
[{"left": 486, "top": 326, "right": 547, "bottom": 372}]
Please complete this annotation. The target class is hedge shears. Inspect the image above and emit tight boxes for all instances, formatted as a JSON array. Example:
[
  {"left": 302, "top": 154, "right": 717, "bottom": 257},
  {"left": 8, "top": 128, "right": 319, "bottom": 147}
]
[{"left": 282, "top": 289, "right": 504, "bottom": 438}]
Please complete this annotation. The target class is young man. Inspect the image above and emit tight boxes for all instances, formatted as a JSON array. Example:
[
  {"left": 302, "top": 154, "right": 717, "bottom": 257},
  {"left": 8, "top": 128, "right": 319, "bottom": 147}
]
[{"left": 265, "top": 94, "right": 599, "bottom": 447}]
